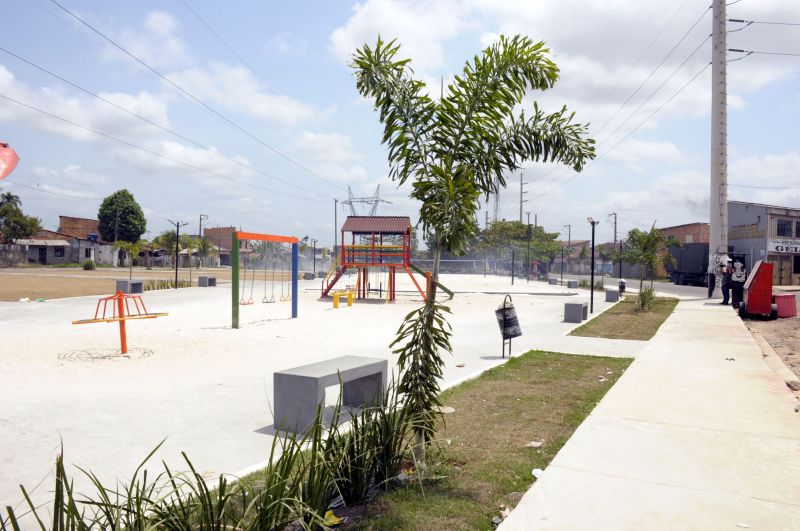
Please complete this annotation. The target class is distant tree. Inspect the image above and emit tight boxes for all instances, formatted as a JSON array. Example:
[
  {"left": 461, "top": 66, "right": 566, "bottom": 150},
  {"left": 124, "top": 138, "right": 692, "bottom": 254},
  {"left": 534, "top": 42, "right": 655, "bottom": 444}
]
[
  {"left": 614, "top": 224, "right": 679, "bottom": 308},
  {"left": 475, "top": 220, "right": 560, "bottom": 263},
  {"left": 113, "top": 240, "right": 145, "bottom": 280},
  {"left": 97, "top": 189, "right": 146, "bottom": 243},
  {"left": 154, "top": 229, "right": 178, "bottom": 259},
  {"left": 0, "top": 189, "right": 41, "bottom": 243}
]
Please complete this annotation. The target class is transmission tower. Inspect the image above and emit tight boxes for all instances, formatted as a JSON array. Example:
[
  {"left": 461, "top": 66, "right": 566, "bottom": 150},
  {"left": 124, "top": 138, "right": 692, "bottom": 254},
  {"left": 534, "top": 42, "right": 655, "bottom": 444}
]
[{"left": 343, "top": 185, "right": 391, "bottom": 216}]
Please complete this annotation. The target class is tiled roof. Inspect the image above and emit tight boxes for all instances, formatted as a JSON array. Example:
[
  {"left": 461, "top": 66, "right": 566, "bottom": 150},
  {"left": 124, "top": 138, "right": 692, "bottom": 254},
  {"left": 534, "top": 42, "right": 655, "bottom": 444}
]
[{"left": 341, "top": 216, "right": 411, "bottom": 234}]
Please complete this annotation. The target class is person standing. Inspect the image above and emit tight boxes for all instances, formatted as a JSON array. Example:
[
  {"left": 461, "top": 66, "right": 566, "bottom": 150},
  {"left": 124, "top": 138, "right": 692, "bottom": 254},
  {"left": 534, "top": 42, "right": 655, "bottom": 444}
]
[{"left": 720, "top": 261, "right": 732, "bottom": 305}]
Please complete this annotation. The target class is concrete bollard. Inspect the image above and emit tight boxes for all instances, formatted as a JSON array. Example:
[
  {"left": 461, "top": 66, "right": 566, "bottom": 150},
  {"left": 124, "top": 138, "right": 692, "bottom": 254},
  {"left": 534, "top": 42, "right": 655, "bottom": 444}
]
[
  {"left": 548, "top": 277, "right": 558, "bottom": 285},
  {"left": 567, "top": 280, "right": 578, "bottom": 289},
  {"left": 605, "top": 290, "right": 619, "bottom": 302}
]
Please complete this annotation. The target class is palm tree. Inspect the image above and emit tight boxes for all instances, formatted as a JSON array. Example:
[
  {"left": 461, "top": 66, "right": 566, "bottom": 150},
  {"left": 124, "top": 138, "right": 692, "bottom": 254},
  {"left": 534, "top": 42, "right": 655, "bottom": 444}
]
[
  {"left": 113, "top": 240, "right": 145, "bottom": 280},
  {"left": 352, "top": 35, "right": 595, "bottom": 460},
  {"left": 0, "top": 191, "right": 21, "bottom": 209}
]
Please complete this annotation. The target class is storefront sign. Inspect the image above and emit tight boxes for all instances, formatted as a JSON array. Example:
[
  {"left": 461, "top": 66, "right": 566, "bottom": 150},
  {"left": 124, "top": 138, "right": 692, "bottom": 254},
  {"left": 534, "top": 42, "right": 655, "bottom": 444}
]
[
  {"left": 767, "top": 238, "right": 800, "bottom": 253},
  {"left": 729, "top": 223, "right": 764, "bottom": 240}
]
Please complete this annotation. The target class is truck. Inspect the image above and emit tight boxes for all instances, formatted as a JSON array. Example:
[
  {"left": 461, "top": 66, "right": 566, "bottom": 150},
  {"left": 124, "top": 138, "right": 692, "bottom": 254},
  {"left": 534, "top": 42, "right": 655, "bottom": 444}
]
[{"left": 666, "top": 242, "right": 709, "bottom": 286}]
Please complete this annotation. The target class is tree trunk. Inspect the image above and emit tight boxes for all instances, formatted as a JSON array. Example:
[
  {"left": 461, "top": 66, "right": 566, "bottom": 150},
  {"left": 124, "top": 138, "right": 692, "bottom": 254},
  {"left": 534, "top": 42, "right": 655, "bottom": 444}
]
[{"left": 412, "top": 234, "right": 442, "bottom": 465}]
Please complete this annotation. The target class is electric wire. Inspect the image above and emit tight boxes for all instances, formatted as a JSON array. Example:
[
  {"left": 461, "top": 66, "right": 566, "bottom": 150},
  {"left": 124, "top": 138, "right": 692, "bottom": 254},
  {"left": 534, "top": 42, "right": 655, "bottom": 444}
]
[
  {"left": 728, "top": 48, "right": 800, "bottom": 58},
  {"left": 591, "top": 4, "right": 711, "bottom": 136},
  {"left": 532, "top": 62, "right": 711, "bottom": 200},
  {"left": 0, "top": 91, "right": 328, "bottom": 204},
  {"left": 46, "top": 0, "right": 345, "bottom": 191},
  {"left": 177, "top": 0, "right": 256, "bottom": 72},
  {"left": 0, "top": 46, "right": 330, "bottom": 199}
]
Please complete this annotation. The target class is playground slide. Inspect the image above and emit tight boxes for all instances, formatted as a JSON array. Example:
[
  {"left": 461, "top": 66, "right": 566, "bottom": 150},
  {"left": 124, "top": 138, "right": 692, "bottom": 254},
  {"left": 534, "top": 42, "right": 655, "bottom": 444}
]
[{"left": 409, "top": 263, "right": 454, "bottom": 300}]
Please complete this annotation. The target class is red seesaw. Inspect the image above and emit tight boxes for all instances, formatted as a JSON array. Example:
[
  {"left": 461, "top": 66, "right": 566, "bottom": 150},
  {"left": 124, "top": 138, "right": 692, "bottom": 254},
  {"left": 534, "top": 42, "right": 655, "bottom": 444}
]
[{"left": 72, "top": 290, "right": 167, "bottom": 354}]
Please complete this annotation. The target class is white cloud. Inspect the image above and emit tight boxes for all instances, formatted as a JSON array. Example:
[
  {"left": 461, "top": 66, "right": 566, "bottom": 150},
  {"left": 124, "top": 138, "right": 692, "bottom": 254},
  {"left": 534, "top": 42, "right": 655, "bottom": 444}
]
[
  {"left": 0, "top": 65, "right": 170, "bottom": 141},
  {"left": 108, "top": 11, "right": 190, "bottom": 68},
  {"left": 167, "top": 63, "right": 316, "bottom": 125},
  {"left": 330, "top": 0, "right": 476, "bottom": 75},
  {"left": 265, "top": 32, "right": 309, "bottom": 55},
  {"left": 293, "top": 131, "right": 368, "bottom": 182},
  {"left": 605, "top": 138, "right": 684, "bottom": 171}
]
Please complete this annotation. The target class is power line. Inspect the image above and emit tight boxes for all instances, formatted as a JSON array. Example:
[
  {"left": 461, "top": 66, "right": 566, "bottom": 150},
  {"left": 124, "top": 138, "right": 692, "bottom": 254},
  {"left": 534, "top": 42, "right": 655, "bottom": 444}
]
[
  {"left": 728, "top": 48, "right": 800, "bottom": 58},
  {"left": 177, "top": 0, "right": 255, "bottom": 71},
  {"left": 0, "top": 91, "right": 328, "bottom": 204},
  {"left": 729, "top": 18, "right": 800, "bottom": 26},
  {"left": 729, "top": 183, "right": 800, "bottom": 190},
  {"left": 532, "top": 62, "right": 711, "bottom": 200},
  {"left": 0, "top": 46, "right": 330, "bottom": 200},
  {"left": 45, "top": 0, "right": 345, "bottom": 191},
  {"left": 592, "top": 5, "right": 711, "bottom": 136}
]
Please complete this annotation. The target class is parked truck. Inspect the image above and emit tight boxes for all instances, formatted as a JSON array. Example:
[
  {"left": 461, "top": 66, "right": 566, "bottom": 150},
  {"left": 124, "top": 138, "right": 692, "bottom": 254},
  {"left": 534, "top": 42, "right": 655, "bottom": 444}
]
[{"left": 666, "top": 242, "right": 709, "bottom": 286}]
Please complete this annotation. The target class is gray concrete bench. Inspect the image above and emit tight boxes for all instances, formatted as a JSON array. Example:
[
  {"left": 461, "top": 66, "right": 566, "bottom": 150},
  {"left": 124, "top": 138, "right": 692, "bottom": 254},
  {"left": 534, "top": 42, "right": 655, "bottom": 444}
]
[
  {"left": 548, "top": 277, "right": 558, "bottom": 285},
  {"left": 273, "top": 355, "right": 388, "bottom": 432},
  {"left": 115, "top": 279, "right": 143, "bottom": 294},
  {"left": 605, "top": 289, "right": 619, "bottom": 302},
  {"left": 567, "top": 280, "right": 578, "bottom": 289},
  {"left": 565, "top": 301, "right": 588, "bottom": 323},
  {"left": 198, "top": 276, "right": 216, "bottom": 287}
]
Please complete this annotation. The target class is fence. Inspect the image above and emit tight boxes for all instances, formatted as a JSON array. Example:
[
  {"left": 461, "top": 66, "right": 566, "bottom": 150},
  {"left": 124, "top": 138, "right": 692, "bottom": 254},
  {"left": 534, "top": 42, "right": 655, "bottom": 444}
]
[{"left": 0, "top": 244, "right": 26, "bottom": 267}]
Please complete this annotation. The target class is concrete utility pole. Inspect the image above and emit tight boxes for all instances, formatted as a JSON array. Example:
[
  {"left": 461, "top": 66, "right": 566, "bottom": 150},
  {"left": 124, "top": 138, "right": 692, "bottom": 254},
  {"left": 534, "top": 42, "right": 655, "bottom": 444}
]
[
  {"left": 333, "top": 198, "right": 338, "bottom": 255},
  {"left": 709, "top": 0, "right": 728, "bottom": 292},
  {"left": 198, "top": 214, "right": 208, "bottom": 240},
  {"left": 609, "top": 212, "right": 620, "bottom": 278},
  {"left": 519, "top": 172, "right": 528, "bottom": 223}
]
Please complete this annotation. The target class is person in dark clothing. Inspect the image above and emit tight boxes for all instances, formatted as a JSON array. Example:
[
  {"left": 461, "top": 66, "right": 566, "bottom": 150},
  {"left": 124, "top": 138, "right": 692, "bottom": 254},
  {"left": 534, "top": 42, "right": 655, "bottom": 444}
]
[{"left": 720, "top": 262, "right": 732, "bottom": 305}]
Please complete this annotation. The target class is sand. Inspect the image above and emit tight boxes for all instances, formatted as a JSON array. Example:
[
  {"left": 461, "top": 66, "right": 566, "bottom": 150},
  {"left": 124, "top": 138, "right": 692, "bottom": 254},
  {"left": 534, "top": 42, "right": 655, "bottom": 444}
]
[{"left": 0, "top": 273, "right": 633, "bottom": 512}]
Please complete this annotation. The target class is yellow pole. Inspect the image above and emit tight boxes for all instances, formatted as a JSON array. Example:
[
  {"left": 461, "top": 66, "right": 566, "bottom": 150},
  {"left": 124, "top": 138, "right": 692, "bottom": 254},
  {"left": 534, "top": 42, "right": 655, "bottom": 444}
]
[
  {"left": 347, "top": 291, "right": 354, "bottom": 307},
  {"left": 333, "top": 293, "right": 340, "bottom": 309}
]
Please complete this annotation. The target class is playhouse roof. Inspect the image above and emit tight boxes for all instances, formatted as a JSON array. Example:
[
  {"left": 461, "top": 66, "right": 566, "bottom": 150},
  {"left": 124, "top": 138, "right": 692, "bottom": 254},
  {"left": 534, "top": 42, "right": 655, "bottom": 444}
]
[{"left": 341, "top": 216, "right": 411, "bottom": 234}]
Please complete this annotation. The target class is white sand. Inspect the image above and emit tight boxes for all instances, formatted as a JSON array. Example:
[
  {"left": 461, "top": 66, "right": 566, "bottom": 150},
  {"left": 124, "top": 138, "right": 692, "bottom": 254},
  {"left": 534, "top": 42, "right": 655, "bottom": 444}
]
[{"left": 0, "top": 273, "right": 638, "bottom": 511}]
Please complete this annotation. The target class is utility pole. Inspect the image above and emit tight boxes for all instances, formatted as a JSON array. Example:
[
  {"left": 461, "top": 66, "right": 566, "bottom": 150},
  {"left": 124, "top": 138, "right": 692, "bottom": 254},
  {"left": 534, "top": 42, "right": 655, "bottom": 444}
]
[
  {"left": 526, "top": 211, "right": 531, "bottom": 283},
  {"left": 168, "top": 219, "right": 188, "bottom": 288},
  {"left": 333, "top": 198, "right": 338, "bottom": 257},
  {"left": 311, "top": 238, "right": 317, "bottom": 276},
  {"left": 609, "top": 212, "right": 620, "bottom": 279},
  {"left": 709, "top": 0, "right": 728, "bottom": 295},
  {"left": 198, "top": 214, "right": 208, "bottom": 268},
  {"left": 485, "top": 209, "right": 489, "bottom": 230},
  {"left": 519, "top": 172, "right": 528, "bottom": 223},
  {"left": 562, "top": 224, "right": 571, "bottom": 285}
]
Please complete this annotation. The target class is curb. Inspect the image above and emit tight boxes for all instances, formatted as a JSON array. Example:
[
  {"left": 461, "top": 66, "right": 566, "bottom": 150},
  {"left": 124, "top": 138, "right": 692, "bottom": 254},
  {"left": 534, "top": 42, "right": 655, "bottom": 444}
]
[{"left": 750, "top": 329, "right": 800, "bottom": 400}]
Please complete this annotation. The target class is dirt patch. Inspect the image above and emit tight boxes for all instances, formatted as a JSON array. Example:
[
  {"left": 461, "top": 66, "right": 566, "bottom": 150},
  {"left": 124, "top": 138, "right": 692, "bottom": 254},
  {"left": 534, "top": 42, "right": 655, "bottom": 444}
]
[
  {"left": 569, "top": 296, "right": 678, "bottom": 341},
  {"left": 747, "top": 317, "right": 800, "bottom": 380}
]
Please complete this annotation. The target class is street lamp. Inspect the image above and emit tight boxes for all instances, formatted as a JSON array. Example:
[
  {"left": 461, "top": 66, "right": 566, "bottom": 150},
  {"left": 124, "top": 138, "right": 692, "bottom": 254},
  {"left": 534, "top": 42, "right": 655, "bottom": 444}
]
[
  {"left": 311, "top": 238, "right": 318, "bottom": 276},
  {"left": 587, "top": 217, "right": 600, "bottom": 313}
]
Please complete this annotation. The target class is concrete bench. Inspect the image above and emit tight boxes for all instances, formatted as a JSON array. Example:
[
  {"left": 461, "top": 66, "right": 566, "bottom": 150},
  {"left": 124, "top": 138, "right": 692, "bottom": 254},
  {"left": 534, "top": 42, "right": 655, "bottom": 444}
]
[
  {"left": 548, "top": 277, "right": 558, "bottom": 285},
  {"left": 303, "top": 272, "right": 315, "bottom": 280},
  {"left": 115, "top": 279, "right": 143, "bottom": 294},
  {"left": 273, "top": 355, "right": 388, "bottom": 432},
  {"left": 605, "top": 289, "right": 619, "bottom": 302},
  {"left": 198, "top": 276, "right": 216, "bottom": 287},
  {"left": 565, "top": 301, "right": 588, "bottom": 323},
  {"left": 567, "top": 280, "right": 578, "bottom": 289}
]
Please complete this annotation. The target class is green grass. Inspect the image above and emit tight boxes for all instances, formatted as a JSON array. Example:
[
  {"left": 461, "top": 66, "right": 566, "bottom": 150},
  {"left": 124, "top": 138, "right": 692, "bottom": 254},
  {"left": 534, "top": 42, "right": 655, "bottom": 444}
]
[
  {"left": 347, "top": 351, "right": 632, "bottom": 530},
  {"left": 569, "top": 295, "right": 678, "bottom": 341}
]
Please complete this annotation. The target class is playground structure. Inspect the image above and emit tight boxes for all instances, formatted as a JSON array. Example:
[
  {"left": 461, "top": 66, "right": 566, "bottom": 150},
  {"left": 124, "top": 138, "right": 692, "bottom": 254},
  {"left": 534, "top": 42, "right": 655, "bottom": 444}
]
[
  {"left": 321, "top": 216, "right": 451, "bottom": 301},
  {"left": 72, "top": 291, "right": 168, "bottom": 354},
  {"left": 232, "top": 231, "right": 298, "bottom": 329}
]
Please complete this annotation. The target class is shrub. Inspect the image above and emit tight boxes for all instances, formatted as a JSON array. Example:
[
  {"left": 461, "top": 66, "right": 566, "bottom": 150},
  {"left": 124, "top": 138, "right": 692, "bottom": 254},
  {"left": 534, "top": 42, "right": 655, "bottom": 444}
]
[
  {"left": 82, "top": 260, "right": 96, "bottom": 270},
  {"left": 594, "top": 278, "right": 604, "bottom": 291},
  {"left": 144, "top": 279, "right": 192, "bottom": 291},
  {"left": 636, "top": 287, "right": 656, "bottom": 312}
]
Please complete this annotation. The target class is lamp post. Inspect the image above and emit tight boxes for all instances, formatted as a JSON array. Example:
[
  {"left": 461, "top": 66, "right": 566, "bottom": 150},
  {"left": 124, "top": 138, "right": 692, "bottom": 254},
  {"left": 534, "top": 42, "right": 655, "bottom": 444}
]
[
  {"left": 587, "top": 217, "right": 599, "bottom": 313},
  {"left": 562, "top": 224, "right": 571, "bottom": 286},
  {"left": 311, "top": 238, "right": 317, "bottom": 276},
  {"left": 526, "top": 211, "right": 531, "bottom": 283}
]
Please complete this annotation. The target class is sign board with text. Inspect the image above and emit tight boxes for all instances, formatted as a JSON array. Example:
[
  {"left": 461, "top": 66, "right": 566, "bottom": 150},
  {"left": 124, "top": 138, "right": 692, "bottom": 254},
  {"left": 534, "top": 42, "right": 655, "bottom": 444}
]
[{"left": 767, "top": 238, "right": 800, "bottom": 253}]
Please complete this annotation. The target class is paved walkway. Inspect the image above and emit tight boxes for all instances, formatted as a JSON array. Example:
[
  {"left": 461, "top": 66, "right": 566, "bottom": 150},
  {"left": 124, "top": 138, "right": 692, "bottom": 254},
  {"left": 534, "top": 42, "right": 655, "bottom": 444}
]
[{"left": 501, "top": 298, "right": 800, "bottom": 530}]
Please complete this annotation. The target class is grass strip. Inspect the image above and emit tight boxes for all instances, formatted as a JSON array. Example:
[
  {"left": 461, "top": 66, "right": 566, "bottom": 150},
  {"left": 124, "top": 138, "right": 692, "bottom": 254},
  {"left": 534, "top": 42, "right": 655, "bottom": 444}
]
[
  {"left": 348, "top": 350, "right": 632, "bottom": 530},
  {"left": 569, "top": 296, "right": 678, "bottom": 341}
]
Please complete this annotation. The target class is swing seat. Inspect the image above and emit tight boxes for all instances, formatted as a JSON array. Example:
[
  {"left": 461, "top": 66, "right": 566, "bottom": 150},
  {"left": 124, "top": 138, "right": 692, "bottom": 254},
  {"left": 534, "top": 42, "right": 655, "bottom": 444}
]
[
  {"left": 263, "top": 296, "right": 275, "bottom": 304},
  {"left": 240, "top": 298, "right": 254, "bottom": 305}
]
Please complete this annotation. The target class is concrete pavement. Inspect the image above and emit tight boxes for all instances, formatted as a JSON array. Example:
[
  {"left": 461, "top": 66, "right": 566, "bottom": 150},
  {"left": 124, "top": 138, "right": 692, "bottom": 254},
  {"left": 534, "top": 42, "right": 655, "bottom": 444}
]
[{"left": 500, "top": 297, "right": 800, "bottom": 530}]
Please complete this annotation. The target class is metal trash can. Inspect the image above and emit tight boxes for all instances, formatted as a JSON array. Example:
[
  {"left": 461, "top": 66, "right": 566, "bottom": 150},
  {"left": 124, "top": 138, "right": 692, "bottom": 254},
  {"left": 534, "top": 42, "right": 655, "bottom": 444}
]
[
  {"left": 618, "top": 278, "right": 626, "bottom": 294},
  {"left": 495, "top": 294, "right": 522, "bottom": 358}
]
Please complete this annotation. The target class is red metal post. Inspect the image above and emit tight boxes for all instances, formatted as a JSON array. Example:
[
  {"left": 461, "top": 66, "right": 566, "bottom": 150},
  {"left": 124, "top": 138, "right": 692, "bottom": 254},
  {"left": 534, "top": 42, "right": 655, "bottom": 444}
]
[{"left": 116, "top": 290, "right": 128, "bottom": 354}]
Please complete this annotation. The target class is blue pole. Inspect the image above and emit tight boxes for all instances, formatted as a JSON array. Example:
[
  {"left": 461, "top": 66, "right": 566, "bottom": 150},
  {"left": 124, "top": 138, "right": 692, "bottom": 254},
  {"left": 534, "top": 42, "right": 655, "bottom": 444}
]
[{"left": 291, "top": 242, "right": 298, "bottom": 318}]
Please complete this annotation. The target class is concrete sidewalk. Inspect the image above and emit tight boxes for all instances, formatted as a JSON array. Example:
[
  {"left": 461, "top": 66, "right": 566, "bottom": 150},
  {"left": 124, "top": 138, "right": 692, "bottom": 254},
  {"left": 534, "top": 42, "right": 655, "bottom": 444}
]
[{"left": 500, "top": 298, "right": 800, "bottom": 530}]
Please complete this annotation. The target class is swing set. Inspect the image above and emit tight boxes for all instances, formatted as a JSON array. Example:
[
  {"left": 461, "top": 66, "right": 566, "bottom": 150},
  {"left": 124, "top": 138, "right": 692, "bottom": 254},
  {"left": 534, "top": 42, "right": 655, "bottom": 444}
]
[{"left": 232, "top": 231, "right": 298, "bottom": 329}]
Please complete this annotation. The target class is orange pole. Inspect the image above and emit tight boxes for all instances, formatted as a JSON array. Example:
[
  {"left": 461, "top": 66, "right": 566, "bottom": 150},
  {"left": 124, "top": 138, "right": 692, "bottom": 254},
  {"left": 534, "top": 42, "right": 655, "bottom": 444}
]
[
  {"left": 425, "top": 271, "right": 431, "bottom": 293},
  {"left": 116, "top": 290, "right": 128, "bottom": 354}
]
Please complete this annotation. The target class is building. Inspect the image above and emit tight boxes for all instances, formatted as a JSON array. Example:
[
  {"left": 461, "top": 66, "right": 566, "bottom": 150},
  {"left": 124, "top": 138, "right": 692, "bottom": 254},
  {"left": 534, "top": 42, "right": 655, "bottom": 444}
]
[
  {"left": 204, "top": 226, "right": 251, "bottom": 266},
  {"left": 56, "top": 215, "right": 117, "bottom": 265},
  {"left": 729, "top": 200, "right": 800, "bottom": 285},
  {"left": 660, "top": 222, "right": 709, "bottom": 245}
]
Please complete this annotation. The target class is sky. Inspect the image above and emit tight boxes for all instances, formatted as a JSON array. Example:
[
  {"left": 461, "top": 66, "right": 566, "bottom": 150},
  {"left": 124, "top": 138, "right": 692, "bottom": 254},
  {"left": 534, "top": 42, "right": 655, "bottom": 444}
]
[{"left": 1, "top": 0, "right": 798, "bottom": 246}]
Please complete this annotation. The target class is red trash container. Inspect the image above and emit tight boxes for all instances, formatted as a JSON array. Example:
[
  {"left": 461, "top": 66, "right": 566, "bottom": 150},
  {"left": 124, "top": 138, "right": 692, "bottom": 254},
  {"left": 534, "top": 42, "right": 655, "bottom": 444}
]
[{"left": 774, "top": 293, "right": 797, "bottom": 318}]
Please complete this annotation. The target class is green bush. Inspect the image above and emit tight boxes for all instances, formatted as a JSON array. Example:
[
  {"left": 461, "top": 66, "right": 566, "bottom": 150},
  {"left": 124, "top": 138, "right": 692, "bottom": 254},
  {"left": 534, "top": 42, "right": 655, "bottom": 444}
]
[
  {"left": 636, "top": 287, "right": 656, "bottom": 312},
  {"left": 82, "top": 260, "right": 96, "bottom": 270},
  {"left": 594, "top": 278, "right": 604, "bottom": 291},
  {"left": 144, "top": 279, "right": 192, "bottom": 291}
]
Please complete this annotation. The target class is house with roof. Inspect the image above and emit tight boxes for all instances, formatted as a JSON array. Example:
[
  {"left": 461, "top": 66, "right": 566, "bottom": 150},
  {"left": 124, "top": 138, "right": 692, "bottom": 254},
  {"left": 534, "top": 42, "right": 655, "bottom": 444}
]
[{"left": 16, "top": 216, "right": 117, "bottom": 265}]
